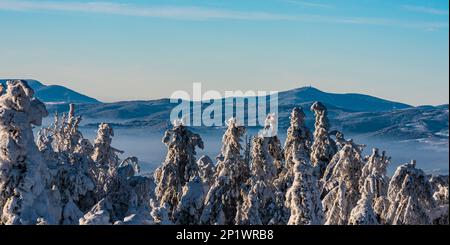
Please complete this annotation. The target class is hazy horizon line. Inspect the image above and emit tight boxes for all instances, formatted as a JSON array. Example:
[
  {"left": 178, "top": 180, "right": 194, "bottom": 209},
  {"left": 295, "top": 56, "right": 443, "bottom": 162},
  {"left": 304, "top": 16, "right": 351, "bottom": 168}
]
[{"left": 2, "top": 78, "right": 448, "bottom": 107}]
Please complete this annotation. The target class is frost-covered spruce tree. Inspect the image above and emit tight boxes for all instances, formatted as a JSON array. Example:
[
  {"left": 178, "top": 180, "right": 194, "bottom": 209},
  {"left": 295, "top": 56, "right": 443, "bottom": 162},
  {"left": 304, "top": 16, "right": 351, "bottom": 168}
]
[
  {"left": 358, "top": 148, "right": 391, "bottom": 223},
  {"left": 90, "top": 123, "right": 124, "bottom": 199},
  {"left": 36, "top": 104, "right": 96, "bottom": 224},
  {"left": 430, "top": 175, "right": 449, "bottom": 206},
  {"left": 348, "top": 177, "right": 379, "bottom": 225},
  {"left": 310, "top": 102, "right": 336, "bottom": 178},
  {"left": 214, "top": 118, "right": 250, "bottom": 182},
  {"left": 174, "top": 176, "right": 206, "bottom": 225},
  {"left": 429, "top": 175, "right": 449, "bottom": 225},
  {"left": 154, "top": 123, "right": 204, "bottom": 220},
  {"left": 235, "top": 181, "right": 264, "bottom": 225},
  {"left": 236, "top": 135, "right": 280, "bottom": 225},
  {"left": 285, "top": 159, "right": 324, "bottom": 225},
  {"left": 384, "top": 161, "right": 435, "bottom": 225},
  {"left": 92, "top": 123, "right": 123, "bottom": 169},
  {"left": 80, "top": 157, "right": 154, "bottom": 225},
  {"left": 284, "top": 107, "right": 312, "bottom": 171},
  {"left": 0, "top": 80, "right": 61, "bottom": 225},
  {"left": 275, "top": 107, "right": 311, "bottom": 193},
  {"left": 201, "top": 118, "right": 249, "bottom": 225},
  {"left": 150, "top": 201, "right": 173, "bottom": 225},
  {"left": 197, "top": 155, "right": 216, "bottom": 193},
  {"left": 322, "top": 143, "right": 365, "bottom": 225},
  {"left": 250, "top": 136, "right": 277, "bottom": 182}
]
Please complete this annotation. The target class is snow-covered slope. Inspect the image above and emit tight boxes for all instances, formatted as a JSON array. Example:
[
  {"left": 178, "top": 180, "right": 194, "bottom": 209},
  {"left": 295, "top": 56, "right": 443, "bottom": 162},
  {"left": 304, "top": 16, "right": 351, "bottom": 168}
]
[
  {"left": 0, "top": 80, "right": 100, "bottom": 104},
  {"left": 279, "top": 87, "right": 411, "bottom": 112},
  {"left": 5, "top": 80, "right": 442, "bottom": 140}
]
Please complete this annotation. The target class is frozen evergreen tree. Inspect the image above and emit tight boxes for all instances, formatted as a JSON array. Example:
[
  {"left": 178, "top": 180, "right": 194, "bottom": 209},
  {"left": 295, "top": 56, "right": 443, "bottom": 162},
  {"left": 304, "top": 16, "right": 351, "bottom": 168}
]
[
  {"left": 79, "top": 198, "right": 112, "bottom": 225},
  {"left": 348, "top": 177, "right": 379, "bottom": 225},
  {"left": 310, "top": 102, "right": 337, "bottom": 178},
  {"left": 214, "top": 118, "right": 249, "bottom": 182},
  {"left": 235, "top": 181, "right": 264, "bottom": 225},
  {"left": 358, "top": 148, "right": 391, "bottom": 223},
  {"left": 81, "top": 156, "right": 153, "bottom": 225},
  {"left": 236, "top": 135, "right": 281, "bottom": 225},
  {"left": 428, "top": 175, "right": 449, "bottom": 224},
  {"left": 174, "top": 176, "right": 206, "bottom": 225},
  {"left": 250, "top": 136, "right": 277, "bottom": 183},
  {"left": 322, "top": 143, "right": 365, "bottom": 225},
  {"left": 89, "top": 123, "right": 124, "bottom": 200},
  {"left": 36, "top": 104, "right": 96, "bottom": 224},
  {"left": 0, "top": 80, "right": 60, "bottom": 225},
  {"left": 385, "top": 161, "right": 435, "bottom": 225},
  {"left": 275, "top": 107, "right": 311, "bottom": 193},
  {"left": 285, "top": 160, "right": 324, "bottom": 225},
  {"left": 284, "top": 107, "right": 312, "bottom": 170},
  {"left": 197, "top": 155, "right": 216, "bottom": 193},
  {"left": 201, "top": 118, "right": 249, "bottom": 225},
  {"left": 154, "top": 123, "right": 204, "bottom": 220},
  {"left": 150, "top": 201, "right": 173, "bottom": 225},
  {"left": 200, "top": 175, "right": 229, "bottom": 225},
  {"left": 92, "top": 123, "right": 123, "bottom": 169},
  {"left": 430, "top": 175, "right": 449, "bottom": 206}
]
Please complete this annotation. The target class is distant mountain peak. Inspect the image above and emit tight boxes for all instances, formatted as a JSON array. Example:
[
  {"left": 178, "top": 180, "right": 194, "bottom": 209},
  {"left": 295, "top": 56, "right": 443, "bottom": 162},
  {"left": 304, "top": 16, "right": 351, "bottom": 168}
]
[
  {"left": 0, "top": 79, "right": 100, "bottom": 104},
  {"left": 279, "top": 86, "right": 411, "bottom": 112}
]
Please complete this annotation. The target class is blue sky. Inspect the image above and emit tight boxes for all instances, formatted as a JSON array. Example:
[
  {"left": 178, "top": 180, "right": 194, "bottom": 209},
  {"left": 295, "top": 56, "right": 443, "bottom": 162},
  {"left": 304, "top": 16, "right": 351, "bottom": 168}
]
[{"left": 0, "top": 0, "right": 448, "bottom": 105}]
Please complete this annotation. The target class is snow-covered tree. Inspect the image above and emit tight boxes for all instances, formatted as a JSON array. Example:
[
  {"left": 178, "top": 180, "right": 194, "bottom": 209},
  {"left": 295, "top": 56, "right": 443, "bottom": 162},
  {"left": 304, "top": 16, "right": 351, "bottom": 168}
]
[
  {"left": 250, "top": 136, "right": 277, "bottom": 183},
  {"left": 200, "top": 175, "right": 229, "bottom": 225},
  {"left": 348, "top": 177, "right": 379, "bottom": 225},
  {"left": 236, "top": 135, "right": 280, "bottom": 225},
  {"left": 0, "top": 80, "right": 60, "bottom": 225},
  {"left": 358, "top": 148, "right": 391, "bottom": 223},
  {"left": 154, "top": 123, "right": 204, "bottom": 220},
  {"left": 430, "top": 175, "right": 449, "bottom": 206},
  {"left": 214, "top": 118, "right": 249, "bottom": 182},
  {"left": 285, "top": 160, "right": 324, "bottom": 225},
  {"left": 274, "top": 108, "right": 311, "bottom": 193},
  {"left": 92, "top": 123, "right": 123, "bottom": 169},
  {"left": 284, "top": 107, "right": 312, "bottom": 170},
  {"left": 322, "top": 143, "right": 365, "bottom": 225},
  {"left": 310, "top": 102, "right": 337, "bottom": 178},
  {"left": 81, "top": 156, "right": 153, "bottom": 225},
  {"left": 197, "top": 155, "right": 215, "bottom": 193},
  {"left": 36, "top": 104, "right": 96, "bottom": 224},
  {"left": 90, "top": 123, "right": 124, "bottom": 199},
  {"left": 150, "top": 201, "right": 173, "bottom": 225},
  {"left": 201, "top": 118, "right": 248, "bottom": 225},
  {"left": 428, "top": 175, "right": 449, "bottom": 224},
  {"left": 235, "top": 181, "right": 264, "bottom": 225},
  {"left": 385, "top": 161, "right": 435, "bottom": 225},
  {"left": 174, "top": 176, "right": 206, "bottom": 225}
]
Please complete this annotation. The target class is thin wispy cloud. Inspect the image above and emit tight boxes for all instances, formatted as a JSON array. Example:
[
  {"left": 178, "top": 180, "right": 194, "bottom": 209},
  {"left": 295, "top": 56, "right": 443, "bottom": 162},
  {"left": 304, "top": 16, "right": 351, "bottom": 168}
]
[
  {"left": 402, "top": 5, "right": 449, "bottom": 16},
  {"left": 280, "top": 0, "right": 334, "bottom": 9},
  {"left": 0, "top": 0, "right": 447, "bottom": 30},
  {"left": 0, "top": 0, "right": 296, "bottom": 20}
]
